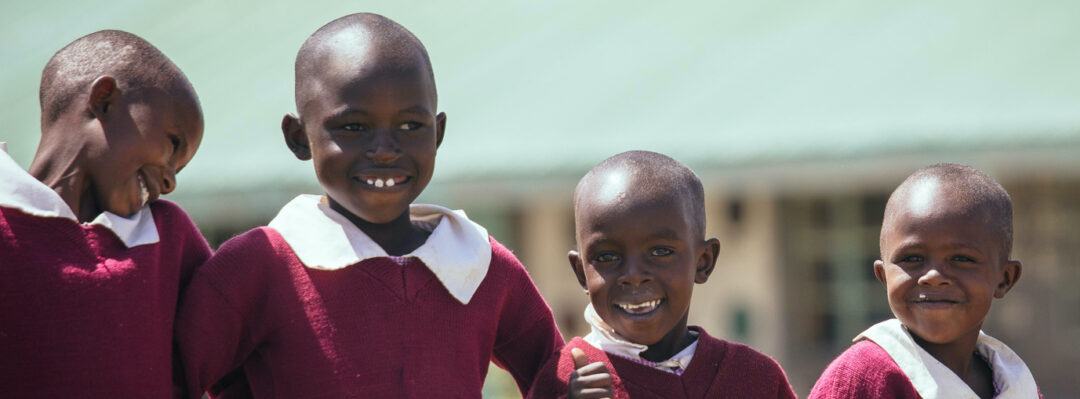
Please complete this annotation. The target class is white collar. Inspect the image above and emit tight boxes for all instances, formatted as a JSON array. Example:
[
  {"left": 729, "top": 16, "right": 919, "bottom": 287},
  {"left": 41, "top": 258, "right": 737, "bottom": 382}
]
[
  {"left": 856, "top": 319, "right": 1039, "bottom": 399},
  {"left": 267, "top": 194, "right": 492, "bottom": 304},
  {"left": 0, "top": 143, "right": 159, "bottom": 248},
  {"left": 581, "top": 303, "right": 698, "bottom": 374}
]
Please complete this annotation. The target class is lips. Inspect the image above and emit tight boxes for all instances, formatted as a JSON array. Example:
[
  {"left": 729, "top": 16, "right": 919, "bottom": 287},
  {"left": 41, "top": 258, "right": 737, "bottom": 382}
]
[
  {"left": 615, "top": 298, "right": 664, "bottom": 315},
  {"left": 357, "top": 175, "right": 410, "bottom": 188},
  {"left": 912, "top": 293, "right": 963, "bottom": 308}
]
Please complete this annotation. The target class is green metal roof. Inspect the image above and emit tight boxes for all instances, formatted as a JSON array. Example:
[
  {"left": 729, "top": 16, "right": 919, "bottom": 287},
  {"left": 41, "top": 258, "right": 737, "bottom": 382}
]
[{"left": 4, "top": 0, "right": 1080, "bottom": 197}]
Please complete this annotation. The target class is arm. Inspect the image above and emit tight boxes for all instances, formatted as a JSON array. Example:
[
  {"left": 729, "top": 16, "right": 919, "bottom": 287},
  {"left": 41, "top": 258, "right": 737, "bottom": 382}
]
[
  {"left": 173, "top": 230, "right": 277, "bottom": 399},
  {"left": 490, "top": 246, "right": 566, "bottom": 395}
]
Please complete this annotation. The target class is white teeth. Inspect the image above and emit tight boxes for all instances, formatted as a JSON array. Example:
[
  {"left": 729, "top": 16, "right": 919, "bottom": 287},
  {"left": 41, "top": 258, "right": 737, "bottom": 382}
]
[
  {"left": 137, "top": 174, "right": 149, "bottom": 205},
  {"left": 618, "top": 299, "right": 661, "bottom": 313},
  {"left": 385, "top": 178, "right": 395, "bottom": 187},
  {"left": 374, "top": 179, "right": 385, "bottom": 188}
]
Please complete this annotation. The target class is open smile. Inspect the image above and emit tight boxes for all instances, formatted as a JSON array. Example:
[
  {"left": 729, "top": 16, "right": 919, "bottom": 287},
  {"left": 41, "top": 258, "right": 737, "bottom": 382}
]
[
  {"left": 614, "top": 298, "right": 664, "bottom": 317},
  {"left": 136, "top": 171, "right": 158, "bottom": 206},
  {"left": 353, "top": 175, "right": 411, "bottom": 189}
]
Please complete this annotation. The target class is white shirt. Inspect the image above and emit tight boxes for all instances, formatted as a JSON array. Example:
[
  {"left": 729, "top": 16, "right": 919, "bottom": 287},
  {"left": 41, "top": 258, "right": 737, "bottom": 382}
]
[
  {"left": 267, "top": 194, "right": 492, "bottom": 305},
  {"left": 857, "top": 318, "right": 1039, "bottom": 399},
  {"left": 0, "top": 143, "right": 158, "bottom": 248},
  {"left": 582, "top": 303, "right": 699, "bottom": 374}
]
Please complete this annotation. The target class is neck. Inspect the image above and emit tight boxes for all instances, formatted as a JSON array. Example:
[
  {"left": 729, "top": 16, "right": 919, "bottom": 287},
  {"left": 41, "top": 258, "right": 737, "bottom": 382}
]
[
  {"left": 328, "top": 200, "right": 430, "bottom": 256},
  {"left": 640, "top": 315, "right": 694, "bottom": 362},
  {"left": 911, "top": 328, "right": 981, "bottom": 379},
  {"left": 28, "top": 130, "right": 97, "bottom": 222}
]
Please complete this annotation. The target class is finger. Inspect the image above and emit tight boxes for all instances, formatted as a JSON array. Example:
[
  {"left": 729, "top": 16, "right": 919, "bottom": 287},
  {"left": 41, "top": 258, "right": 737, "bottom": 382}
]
[
  {"left": 577, "top": 387, "right": 615, "bottom": 399},
  {"left": 575, "top": 361, "right": 610, "bottom": 376},
  {"left": 571, "top": 347, "right": 590, "bottom": 369},
  {"left": 575, "top": 372, "right": 613, "bottom": 388}
]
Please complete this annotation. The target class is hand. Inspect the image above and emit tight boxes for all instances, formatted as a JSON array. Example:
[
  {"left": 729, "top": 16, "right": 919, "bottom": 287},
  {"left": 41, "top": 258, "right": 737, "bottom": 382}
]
[{"left": 568, "top": 347, "right": 613, "bottom": 399}]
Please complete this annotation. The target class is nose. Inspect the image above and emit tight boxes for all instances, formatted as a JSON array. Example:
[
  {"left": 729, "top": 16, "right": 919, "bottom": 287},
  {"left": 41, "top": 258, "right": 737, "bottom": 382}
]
[
  {"left": 618, "top": 258, "right": 653, "bottom": 287},
  {"left": 160, "top": 168, "right": 177, "bottom": 195},
  {"left": 366, "top": 130, "right": 403, "bottom": 165},
  {"left": 916, "top": 262, "right": 951, "bottom": 286}
]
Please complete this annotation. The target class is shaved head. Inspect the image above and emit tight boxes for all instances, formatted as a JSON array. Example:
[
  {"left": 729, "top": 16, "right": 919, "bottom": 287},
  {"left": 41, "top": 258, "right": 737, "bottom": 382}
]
[
  {"left": 294, "top": 13, "right": 435, "bottom": 113},
  {"left": 40, "top": 30, "right": 192, "bottom": 126},
  {"left": 882, "top": 163, "right": 1013, "bottom": 258},
  {"left": 575, "top": 151, "right": 707, "bottom": 238}
]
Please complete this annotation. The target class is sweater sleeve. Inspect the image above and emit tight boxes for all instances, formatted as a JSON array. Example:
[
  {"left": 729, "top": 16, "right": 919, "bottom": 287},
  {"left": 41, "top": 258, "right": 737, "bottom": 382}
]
[
  {"left": 489, "top": 238, "right": 566, "bottom": 395},
  {"left": 152, "top": 200, "right": 211, "bottom": 289},
  {"left": 808, "top": 340, "right": 919, "bottom": 399},
  {"left": 525, "top": 346, "right": 571, "bottom": 399},
  {"left": 174, "top": 228, "right": 280, "bottom": 399}
]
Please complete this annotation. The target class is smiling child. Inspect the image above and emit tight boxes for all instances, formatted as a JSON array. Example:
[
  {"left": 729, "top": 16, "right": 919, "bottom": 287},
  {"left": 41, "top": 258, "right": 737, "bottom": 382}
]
[
  {"left": 527, "top": 151, "right": 796, "bottom": 399},
  {"left": 808, "top": 163, "right": 1040, "bottom": 399},
  {"left": 174, "top": 13, "right": 562, "bottom": 398},
  {"left": 0, "top": 30, "right": 209, "bottom": 397}
]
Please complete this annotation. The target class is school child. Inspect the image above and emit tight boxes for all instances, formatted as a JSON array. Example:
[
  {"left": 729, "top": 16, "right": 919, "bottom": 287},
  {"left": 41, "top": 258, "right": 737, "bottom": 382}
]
[
  {"left": 527, "top": 151, "right": 796, "bottom": 399},
  {"left": 174, "top": 13, "right": 563, "bottom": 398},
  {"left": 0, "top": 30, "right": 210, "bottom": 397},
  {"left": 808, "top": 163, "right": 1041, "bottom": 399}
]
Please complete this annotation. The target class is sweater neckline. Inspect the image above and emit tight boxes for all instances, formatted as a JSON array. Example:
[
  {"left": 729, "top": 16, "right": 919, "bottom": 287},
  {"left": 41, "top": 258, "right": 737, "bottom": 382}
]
[{"left": 0, "top": 144, "right": 159, "bottom": 248}]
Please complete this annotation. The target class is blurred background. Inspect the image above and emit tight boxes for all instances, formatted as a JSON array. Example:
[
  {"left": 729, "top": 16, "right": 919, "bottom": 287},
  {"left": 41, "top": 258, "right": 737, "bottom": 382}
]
[{"left": 3, "top": 0, "right": 1079, "bottom": 397}]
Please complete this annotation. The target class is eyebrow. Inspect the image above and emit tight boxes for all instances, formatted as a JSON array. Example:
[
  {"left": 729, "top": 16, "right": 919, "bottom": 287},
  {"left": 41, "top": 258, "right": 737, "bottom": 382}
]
[
  {"left": 648, "top": 228, "right": 682, "bottom": 240},
  {"left": 325, "top": 105, "right": 433, "bottom": 121}
]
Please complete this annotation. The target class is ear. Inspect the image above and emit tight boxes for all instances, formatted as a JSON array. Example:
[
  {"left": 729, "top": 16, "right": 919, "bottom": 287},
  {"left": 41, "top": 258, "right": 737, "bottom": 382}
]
[
  {"left": 694, "top": 238, "right": 721, "bottom": 284},
  {"left": 873, "top": 260, "right": 888, "bottom": 286},
  {"left": 435, "top": 112, "right": 447, "bottom": 148},
  {"left": 994, "top": 260, "right": 1022, "bottom": 299},
  {"left": 568, "top": 250, "right": 588, "bottom": 290},
  {"left": 87, "top": 76, "right": 118, "bottom": 119},
  {"left": 281, "top": 113, "right": 311, "bottom": 160}
]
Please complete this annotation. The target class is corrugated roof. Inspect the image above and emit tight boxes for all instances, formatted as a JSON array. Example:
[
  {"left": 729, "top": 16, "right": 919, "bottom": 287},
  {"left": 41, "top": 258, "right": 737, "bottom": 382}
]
[{"left": 3, "top": 0, "right": 1080, "bottom": 197}]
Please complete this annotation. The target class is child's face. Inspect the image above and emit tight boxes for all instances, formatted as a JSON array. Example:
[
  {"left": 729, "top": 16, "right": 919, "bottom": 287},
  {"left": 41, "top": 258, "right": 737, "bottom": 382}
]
[
  {"left": 85, "top": 84, "right": 203, "bottom": 217},
  {"left": 570, "top": 173, "right": 717, "bottom": 347},
  {"left": 875, "top": 180, "right": 1020, "bottom": 345},
  {"left": 289, "top": 60, "right": 444, "bottom": 224}
]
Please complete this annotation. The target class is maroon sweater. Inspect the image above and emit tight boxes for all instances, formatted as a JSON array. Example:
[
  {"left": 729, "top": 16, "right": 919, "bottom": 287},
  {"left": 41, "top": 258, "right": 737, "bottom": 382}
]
[
  {"left": 527, "top": 327, "right": 796, "bottom": 399},
  {"left": 808, "top": 340, "right": 920, "bottom": 399},
  {"left": 0, "top": 200, "right": 211, "bottom": 398},
  {"left": 176, "top": 227, "right": 563, "bottom": 398}
]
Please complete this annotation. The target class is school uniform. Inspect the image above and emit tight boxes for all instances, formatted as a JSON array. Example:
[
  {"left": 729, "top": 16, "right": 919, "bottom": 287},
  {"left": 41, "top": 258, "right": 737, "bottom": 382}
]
[
  {"left": 176, "top": 194, "right": 563, "bottom": 398},
  {"left": 808, "top": 318, "right": 1041, "bottom": 399},
  {"left": 526, "top": 304, "right": 796, "bottom": 399},
  {"left": 0, "top": 145, "right": 211, "bottom": 397}
]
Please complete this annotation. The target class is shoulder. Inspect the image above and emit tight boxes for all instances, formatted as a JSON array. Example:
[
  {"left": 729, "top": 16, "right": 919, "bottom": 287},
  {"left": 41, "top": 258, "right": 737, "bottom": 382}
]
[
  {"left": 149, "top": 199, "right": 193, "bottom": 223},
  {"left": 808, "top": 340, "right": 915, "bottom": 399},
  {"left": 488, "top": 236, "right": 526, "bottom": 271},
  {"left": 213, "top": 226, "right": 292, "bottom": 262}
]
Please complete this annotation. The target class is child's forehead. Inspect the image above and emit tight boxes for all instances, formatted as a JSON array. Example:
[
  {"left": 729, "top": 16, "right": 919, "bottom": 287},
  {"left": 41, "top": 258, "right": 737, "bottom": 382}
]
[{"left": 576, "top": 171, "right": 691, "bottom": 222}]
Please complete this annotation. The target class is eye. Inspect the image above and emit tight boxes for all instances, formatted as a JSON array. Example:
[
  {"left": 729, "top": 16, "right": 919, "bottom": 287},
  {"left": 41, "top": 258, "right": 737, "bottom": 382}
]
[
  {"left": 169, "top": 135, "right": 181, "bottom": 152},
  {"left": 951, "top": 255, "right": 976, "bottom": 262},
  {"left": 592, "top": 252, "right": 621, "bottom": 264},
  {"left": 897, "top": 254, "right": 923, "bottom": 264},
  {"left": 398, "top": 122, "right": 423, "bottom": 131},
  {"left": 650, "top": 247, "right": 674, "bottom": 257},
  {"left": 342, "top": 123, "right": 367, "bottom": 132}
]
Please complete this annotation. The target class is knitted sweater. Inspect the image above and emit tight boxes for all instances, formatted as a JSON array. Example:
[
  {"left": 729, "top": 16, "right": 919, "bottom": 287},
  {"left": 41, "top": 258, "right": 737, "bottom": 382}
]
[
  {"left": 808, "top": 340, "right": 922, "bottom": 399},
  {"left": 527, "top": 327, "right": 796, "bottom": 399},
  {"left": 0, "top": 200, "right": 211, "bottom": 398},
  {"left": 175, "top": 227, "right": 563, "bottom": 398},
  {"left": 809, "top": 320, "right": 1042, "bottom": 399}
]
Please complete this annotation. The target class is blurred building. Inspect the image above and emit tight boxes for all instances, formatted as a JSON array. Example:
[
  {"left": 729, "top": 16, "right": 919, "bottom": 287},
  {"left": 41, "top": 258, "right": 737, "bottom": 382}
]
[{"left": 4, "top": 1, "right": 1079, "bottom": 397}]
